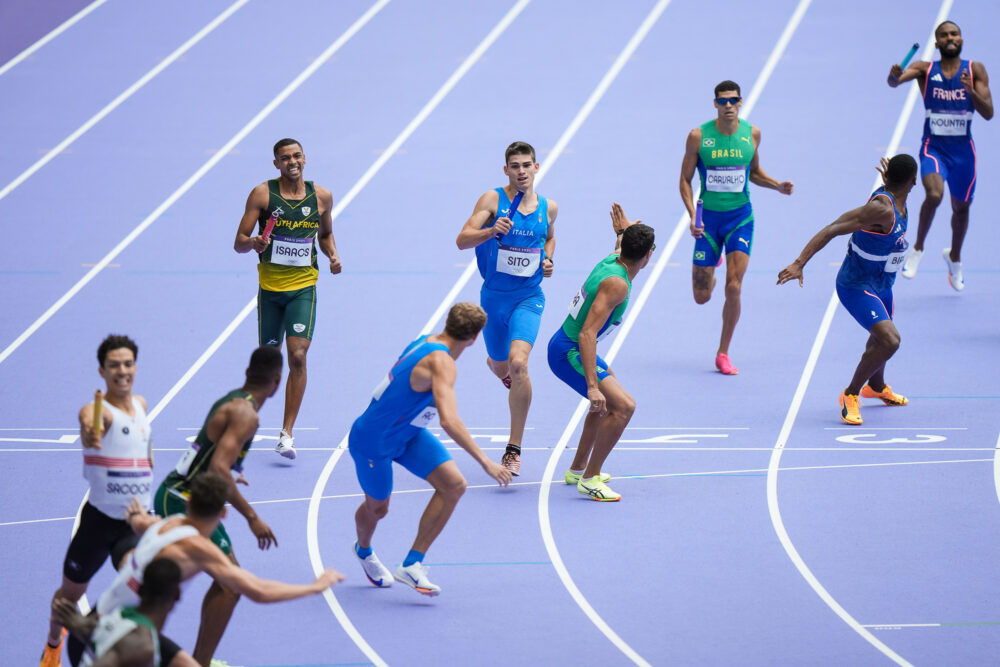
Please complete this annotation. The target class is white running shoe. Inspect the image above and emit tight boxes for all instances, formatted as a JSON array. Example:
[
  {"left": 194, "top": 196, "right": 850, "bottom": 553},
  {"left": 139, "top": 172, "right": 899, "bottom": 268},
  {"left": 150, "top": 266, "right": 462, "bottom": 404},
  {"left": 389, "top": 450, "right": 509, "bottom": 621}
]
[
  {"left": 275, "top": 429, "right": 296, "bottom": 459},
  {"left": 394, "top": 562, "right": 441, "bottom": 596},
  {"left": 942, "top": 248, "right": 964, "bottom": 291},
  {"left": 901, "top": 248, "right": 923, "bottom": 279},
  {"left": 354, "top": 543, "right": 392, "bottom": 588}
]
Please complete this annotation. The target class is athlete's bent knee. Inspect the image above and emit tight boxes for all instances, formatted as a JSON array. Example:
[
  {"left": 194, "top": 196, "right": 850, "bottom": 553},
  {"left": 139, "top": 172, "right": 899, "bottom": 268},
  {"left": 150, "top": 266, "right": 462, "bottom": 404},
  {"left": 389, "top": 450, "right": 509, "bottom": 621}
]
[{"left": 508, "top": 354, "right": 530, "bottom": 380}]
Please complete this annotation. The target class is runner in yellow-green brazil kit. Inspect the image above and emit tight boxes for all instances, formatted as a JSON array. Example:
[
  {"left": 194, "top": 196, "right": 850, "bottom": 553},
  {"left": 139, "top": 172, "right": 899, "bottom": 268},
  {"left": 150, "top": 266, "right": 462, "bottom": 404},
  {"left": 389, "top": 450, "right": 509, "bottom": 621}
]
[
  {"left": 235, "top": 138, "right": 342, "bottom": 460},
  {"left": 679, "top": 80, "right": 793, "bottom": 375},
  {"left": 546, "top": 205, "right": 655, "bottom": 502}
]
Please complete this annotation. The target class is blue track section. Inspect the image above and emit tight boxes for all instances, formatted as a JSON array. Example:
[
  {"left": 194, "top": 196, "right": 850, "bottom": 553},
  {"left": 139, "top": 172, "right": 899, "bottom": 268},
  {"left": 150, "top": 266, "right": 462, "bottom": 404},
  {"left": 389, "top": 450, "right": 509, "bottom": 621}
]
[{"left": 1, "top": 1, "right": 998, "bottom": 665}]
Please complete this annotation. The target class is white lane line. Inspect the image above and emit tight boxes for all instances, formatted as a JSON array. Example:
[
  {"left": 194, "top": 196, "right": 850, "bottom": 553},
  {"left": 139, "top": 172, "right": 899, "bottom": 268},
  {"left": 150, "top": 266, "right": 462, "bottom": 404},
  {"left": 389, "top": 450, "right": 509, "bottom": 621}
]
[
  {"left": 824, "top": 427, "right": 968, "bottom": 431},
  {"left": 417, "top": 0, "right": 669, "bottom": 337},
  {"left": 147, "top": 299, "right": 256, "bottom": 421},
  {"left": 0, "top": 0, "right": 109, "bottom": 77},
  {"left": 0, "top": 0, "right": 251, "bottom": 203},
  {"left": 0, "top": 434, "right": 77, "bottom": 443},
  {"left": 6, "top": 446, "right": 995, "bottom": 453},
  {"left": 47, "top": 0, "right": 388, "bottom": 621},
  {"left": 764, "top": 4, "right": 952, "bottom": 665},
  {"left": 993, "top": 430, "right": 1000, "bottom": 507},
  {"left": 624, "top": 426, "right": 750, "bottom": 430},
  {"left": 11, "top": 455, "right": 987, "bottom": 528},
  {"left": 0, "top": 0, "right": 390, "bottom": 368},
  {"left": 536, "top": 1, "right": 810, "bottom": 664},
  {"left": 304, "top": 2, "right": 533, "bottom": 665}
]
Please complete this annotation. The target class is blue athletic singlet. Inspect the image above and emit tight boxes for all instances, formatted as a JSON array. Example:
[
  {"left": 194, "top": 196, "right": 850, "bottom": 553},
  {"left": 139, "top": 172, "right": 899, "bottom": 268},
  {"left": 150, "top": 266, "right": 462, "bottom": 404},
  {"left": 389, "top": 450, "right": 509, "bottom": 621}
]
[
  {"left": 351, "top": 336, "right": 449, "bottom": 449},
  {"left": 836, "top": 187, "right": 908, "bottom": 293},
  {"left": 475, "top": 188, "right": 550, "bottom": 293},
  {"left": 920, "top": 59, "right": 978, "bottom": 202},
  {"left": 923, "top": 59, "right": 975, "bottom": 141}
]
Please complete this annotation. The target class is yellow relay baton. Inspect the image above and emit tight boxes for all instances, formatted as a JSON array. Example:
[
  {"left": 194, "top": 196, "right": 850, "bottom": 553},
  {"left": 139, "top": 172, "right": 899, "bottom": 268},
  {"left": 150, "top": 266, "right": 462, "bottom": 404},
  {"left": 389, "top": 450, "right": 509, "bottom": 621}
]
[{"left": 92, "top": 389, "right": 104, "bottom": 440}]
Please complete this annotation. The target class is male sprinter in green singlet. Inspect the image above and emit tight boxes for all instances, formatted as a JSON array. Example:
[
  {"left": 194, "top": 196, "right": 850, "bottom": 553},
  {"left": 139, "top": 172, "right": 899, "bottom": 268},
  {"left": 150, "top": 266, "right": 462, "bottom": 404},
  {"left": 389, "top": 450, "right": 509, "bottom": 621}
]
[
  {"left": 235, "top": 138, "right": 342, "bottom": 460},
  {"left": 547, "top": 205, "right": 655, "bottom": 501},
  {"left": 152, "top": 346, "right": 283, "bottom": 666},
  {"left": 680, "top": 80, "right": 793, "bottom": 374}
]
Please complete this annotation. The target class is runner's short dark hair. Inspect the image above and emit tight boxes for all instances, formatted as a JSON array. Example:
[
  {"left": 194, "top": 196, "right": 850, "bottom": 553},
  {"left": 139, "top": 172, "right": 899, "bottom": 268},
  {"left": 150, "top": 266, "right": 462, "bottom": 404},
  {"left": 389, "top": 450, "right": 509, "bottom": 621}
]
[
  {"left": 188, "top": 471, "right": 230, "bottom": 519},
  {"left": 935, "top": 20, "right": 960, "bottom": 37},
  {"left": 714, "top": 80, "right": 741, "bottom": 97},
  {"left": 273, "top": 138, "right": 303, "bottom": 156},
  {"left": 505, "top": 141, "right": 536, "bottom": 164},
  {"left": 139, "top": 558, "right": 182, "bottom": 605},
  {"left": 621, "top": 224, "right": 655, "bottom": 261},
  {"left": 97, "top": 335, "right": 138, "bottom": 366},
  {"left": 247, "top": 345, "right": 283, "bottom": 384},
  {"left": 886, "top": 154, "right": 918, "bottom": 186}
]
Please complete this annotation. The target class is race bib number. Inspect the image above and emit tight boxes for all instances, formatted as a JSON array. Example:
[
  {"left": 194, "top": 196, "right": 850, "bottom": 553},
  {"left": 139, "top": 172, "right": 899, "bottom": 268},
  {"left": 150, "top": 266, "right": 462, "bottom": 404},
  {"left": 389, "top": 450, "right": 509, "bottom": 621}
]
[
  {"left": 174, "top": 444, "right": 200, "bottom": 476},
  {"left": 705, "top": 166, "right": 746, "bottom": 193},
  {"left": 270, "top": 235, "right": 313, "bottom": 267},
  {"left": 885, "top": 251, "right": 907, "bottom": 273},
  {"left": 927, "top": 111, "right": 970, "bottom": 136},
  {"left": 410, "top": 407, "right": 438, "bottom": 428},
  {"left": 568, "top": 285, "right": 587, "bottom": 320},
  {"left": 496, "top": 244, "right": 541, "bottom": 277}
]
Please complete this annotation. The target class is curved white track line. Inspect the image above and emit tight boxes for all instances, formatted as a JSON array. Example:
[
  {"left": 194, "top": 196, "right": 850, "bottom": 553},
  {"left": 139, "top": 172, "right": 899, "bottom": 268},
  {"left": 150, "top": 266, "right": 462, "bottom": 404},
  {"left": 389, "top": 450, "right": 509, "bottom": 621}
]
[
  {"left": 765, "top": 3, "right": 951, "bottom": 665},
  {"left": 0, "top": 0, "right": 109, "bottom": 77},
  {"left": 0, "top": 0, "right": 251, "bottom": 203},
  {"left": 0, "top": 0, "right": 390, "bottom": 368},
  {"left": 303, "top": 2, "right": 532, "bottom": 663},
  {"left": 536, "top": 0, "right": 810, "bottom": 663}
]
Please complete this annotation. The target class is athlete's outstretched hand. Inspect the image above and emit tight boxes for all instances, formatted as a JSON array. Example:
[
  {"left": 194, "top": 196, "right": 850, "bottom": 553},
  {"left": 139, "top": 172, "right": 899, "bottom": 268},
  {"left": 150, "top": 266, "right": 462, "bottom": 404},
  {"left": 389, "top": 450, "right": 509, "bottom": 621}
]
[
  {"left": 888, "top": 63, "right": 904, "bottom": 83},
  {"left": 777, "top": 262, "right": 804, "bottom": 287},
  {"left": 587, "top": 387, "right": 608, "bottom": 417},
  {"left": 483, "top": 460, "right": 513, "bottom": 487},
  {"left": 248, "top": 516, "right": 278, "bottom": 550},
  {"left": 314, "top": 568, "right": 346, "bottom": 590},
  {"left": 875, "top": 157, "right": 890, "bottom": 185},
  {"left": 777, "top": 181, "right": 794, "bottom": 195},
  {"left": 610, "top": 202, "right": 639, "bottom": 235}
]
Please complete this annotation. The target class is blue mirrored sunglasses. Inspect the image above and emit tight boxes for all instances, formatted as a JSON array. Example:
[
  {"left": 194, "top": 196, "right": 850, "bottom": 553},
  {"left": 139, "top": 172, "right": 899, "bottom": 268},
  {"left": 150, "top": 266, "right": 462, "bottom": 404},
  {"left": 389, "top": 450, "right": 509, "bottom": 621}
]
[{"left": 715, "top": 96, "right": 741, "bottom": 106}]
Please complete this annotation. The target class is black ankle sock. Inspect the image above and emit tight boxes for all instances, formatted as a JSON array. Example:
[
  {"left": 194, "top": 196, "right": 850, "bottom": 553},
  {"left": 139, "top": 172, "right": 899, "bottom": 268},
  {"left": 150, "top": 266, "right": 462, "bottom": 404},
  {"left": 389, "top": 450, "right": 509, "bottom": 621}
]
[{"left": 505, "top": 444, "right": 521, "bottom": 455}]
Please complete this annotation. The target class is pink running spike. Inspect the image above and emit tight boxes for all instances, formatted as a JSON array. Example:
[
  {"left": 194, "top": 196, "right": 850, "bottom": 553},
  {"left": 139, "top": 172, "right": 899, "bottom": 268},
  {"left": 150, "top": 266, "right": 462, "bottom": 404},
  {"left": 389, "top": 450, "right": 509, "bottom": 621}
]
[{"left": 715, "top": 353, "right": 738, "bottom": 375}]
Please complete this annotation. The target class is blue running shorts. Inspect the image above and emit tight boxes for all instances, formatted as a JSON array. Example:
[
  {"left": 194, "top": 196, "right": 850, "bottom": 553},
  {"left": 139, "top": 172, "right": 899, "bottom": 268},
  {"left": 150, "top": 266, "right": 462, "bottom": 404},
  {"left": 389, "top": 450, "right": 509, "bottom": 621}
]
[
  {"left": 836, "top": 284, "right": 894, "bottom": 331},
  {"left": 693, "top": 202, "right": 755, "bottom": 267},
  {"left": 349, "top": 425, "right": 452, "bottom": 501},
  {"left": 480, "top": 284, "right": 545, "bottom": 361},
  {"left": 920, "top": 137, "right": 977, "bottom": 203},
  {"left": 547, "top": 327, "right": 611, "bottom": 397}
]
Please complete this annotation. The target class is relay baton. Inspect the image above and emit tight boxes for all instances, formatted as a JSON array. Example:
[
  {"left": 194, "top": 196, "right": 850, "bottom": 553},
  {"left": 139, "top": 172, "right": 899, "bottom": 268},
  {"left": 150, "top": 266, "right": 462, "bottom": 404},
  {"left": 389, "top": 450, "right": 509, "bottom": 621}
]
[
  {"left": 495, "top": 191, "right": 524, "bottom": 240},
  {"left": 900, "top": 43, "right": 919, "bottom": 69},
  {"left": 694, "top": 199, "right": 704, "bottom": 229},
  {"left": 259, "top": 206, "right": 283, "bottom": 251},
  {"left": 92, "top": 389, "right": 104, "bottom": 438}
]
